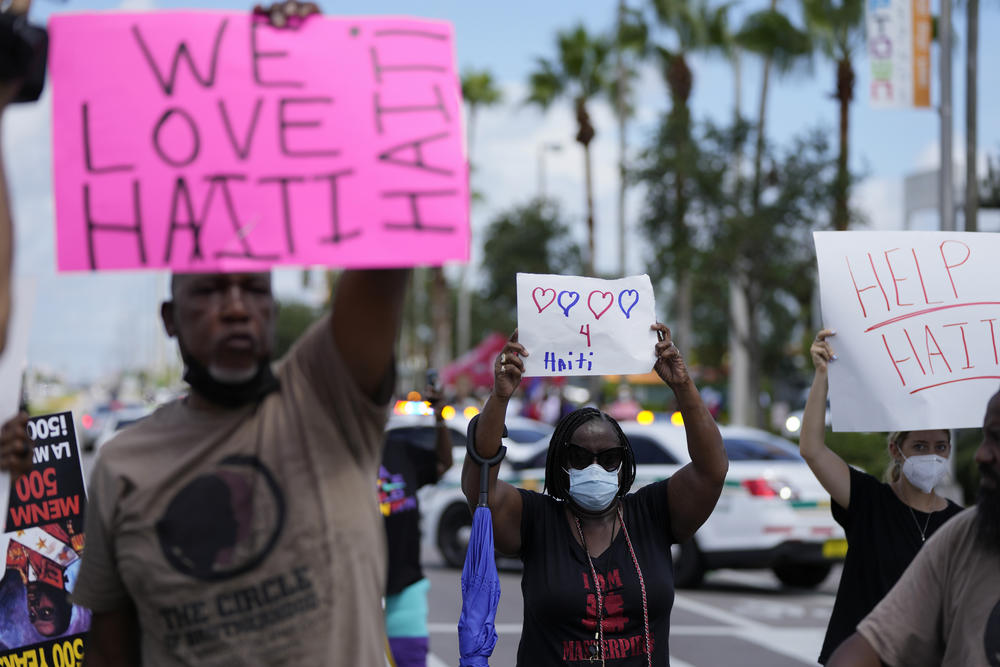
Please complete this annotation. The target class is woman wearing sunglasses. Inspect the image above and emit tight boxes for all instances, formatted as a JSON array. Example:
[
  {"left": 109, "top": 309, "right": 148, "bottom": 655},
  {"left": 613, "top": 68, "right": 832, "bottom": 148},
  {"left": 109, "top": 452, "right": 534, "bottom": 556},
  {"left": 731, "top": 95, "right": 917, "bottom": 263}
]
[{"left": 462, "top": 323, "right": 728, "bottom": 666}]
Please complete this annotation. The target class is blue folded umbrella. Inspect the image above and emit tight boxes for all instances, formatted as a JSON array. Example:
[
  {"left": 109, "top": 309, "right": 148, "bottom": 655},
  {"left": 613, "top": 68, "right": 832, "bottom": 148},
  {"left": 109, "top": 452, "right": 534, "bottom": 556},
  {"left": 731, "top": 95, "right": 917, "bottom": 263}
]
[
  {"left": 458, "top": 504, "right": 501, "bottom": 666},
  {"left": 458, "top": 416, "right": 507, "bottom": 667}
]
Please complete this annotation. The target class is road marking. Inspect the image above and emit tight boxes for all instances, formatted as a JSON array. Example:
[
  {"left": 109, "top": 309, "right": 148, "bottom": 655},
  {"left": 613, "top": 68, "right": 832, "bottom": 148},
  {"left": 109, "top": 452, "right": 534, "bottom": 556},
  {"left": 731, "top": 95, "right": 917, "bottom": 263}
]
[
  {"left": 673, "top": 593, "right": 766, "bottom": 629},
  {"left": 429, "top": 622, "right": 523, "bottom": 635},
  {"left": 429, "top": 650, "right": 696, "bottom": 667},
  {"left": 431, "top": 597, "right": 823, "bottom": 665},
  {"left": 673, "top": 593, "right": 822, "bottom": 665},
  {"left": 427, "top": 654, "right": 450, "bottom": 667}
]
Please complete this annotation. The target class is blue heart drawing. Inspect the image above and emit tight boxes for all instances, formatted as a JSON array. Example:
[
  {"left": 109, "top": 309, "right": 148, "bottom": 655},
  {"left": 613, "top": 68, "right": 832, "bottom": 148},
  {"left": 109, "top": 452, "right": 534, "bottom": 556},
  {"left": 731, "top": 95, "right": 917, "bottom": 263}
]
[
  {"left": 618, "top": 289, "right": 640, "bottom": 319},
  {"left": 557, "top": 290, "right": 580, "bottom": 317}
]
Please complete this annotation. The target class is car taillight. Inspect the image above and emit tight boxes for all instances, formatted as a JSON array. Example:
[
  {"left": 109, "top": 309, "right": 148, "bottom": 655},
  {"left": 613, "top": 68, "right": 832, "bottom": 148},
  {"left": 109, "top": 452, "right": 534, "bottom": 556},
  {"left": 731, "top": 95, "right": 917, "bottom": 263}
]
[
  {"left": 741, "top": 478, "right": 798, "bottom": 500},
  {"left": 741, "top": 478, "right": 777, "bottom": 497},
  {"left": 81, "top": 414, "right": 94, "bottom": 429}
]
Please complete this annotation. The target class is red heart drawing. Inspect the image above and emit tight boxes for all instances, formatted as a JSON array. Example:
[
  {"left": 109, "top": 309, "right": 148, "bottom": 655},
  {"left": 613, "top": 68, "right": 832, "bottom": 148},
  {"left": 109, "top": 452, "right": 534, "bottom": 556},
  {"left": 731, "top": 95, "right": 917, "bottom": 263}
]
[
  {"left": 588, "top": 290, "right": 613, "bottom": 320},
  {"left": 532, "top": 287, "right": 556, "bottom": 313}
]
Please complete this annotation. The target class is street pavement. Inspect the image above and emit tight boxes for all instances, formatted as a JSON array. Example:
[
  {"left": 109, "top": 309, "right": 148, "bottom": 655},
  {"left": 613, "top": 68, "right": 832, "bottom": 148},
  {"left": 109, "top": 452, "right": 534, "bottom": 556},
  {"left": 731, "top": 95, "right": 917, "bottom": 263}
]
[
  {"left": 2, "top": 448, "right": 835, "bottom": 666},
  {"left": 424, "top": 547, "right": 838, "bottom": 667}
]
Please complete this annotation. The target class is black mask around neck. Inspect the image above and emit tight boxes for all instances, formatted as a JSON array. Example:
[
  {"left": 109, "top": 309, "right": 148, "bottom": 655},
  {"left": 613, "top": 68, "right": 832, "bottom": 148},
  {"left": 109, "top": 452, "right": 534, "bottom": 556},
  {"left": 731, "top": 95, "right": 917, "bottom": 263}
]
[{"left": 181, "top": 353, "right": 280, "bottom": 409}]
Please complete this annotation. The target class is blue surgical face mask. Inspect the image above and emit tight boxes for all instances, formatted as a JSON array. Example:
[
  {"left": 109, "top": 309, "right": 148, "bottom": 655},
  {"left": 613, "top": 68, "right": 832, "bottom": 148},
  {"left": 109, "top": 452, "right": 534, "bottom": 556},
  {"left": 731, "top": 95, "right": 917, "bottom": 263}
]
[{"left": 566, "top": 463, "right": 620, "bottom": 512}]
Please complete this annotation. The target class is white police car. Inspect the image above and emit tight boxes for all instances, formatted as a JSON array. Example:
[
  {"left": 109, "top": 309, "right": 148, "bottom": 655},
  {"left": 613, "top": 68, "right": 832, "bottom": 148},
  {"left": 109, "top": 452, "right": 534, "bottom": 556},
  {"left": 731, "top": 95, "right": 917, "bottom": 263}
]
[{"left": 421, "top": 417, "right": 845, "bottom": 589}]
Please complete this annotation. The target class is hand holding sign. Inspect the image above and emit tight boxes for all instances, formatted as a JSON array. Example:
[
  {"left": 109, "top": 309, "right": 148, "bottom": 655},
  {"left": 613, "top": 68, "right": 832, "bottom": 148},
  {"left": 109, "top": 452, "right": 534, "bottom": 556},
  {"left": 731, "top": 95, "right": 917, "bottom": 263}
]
[
  {"left": 652, "top": 323, "right": 690, "bottom": 387},
  {"left": 0, "top": 412, "right": 32, "bottom": 479},
  {"left": 50, "top": 11, "right": 469, "bottom": 272},
  {"left": 517, "top": 273, "right": 657, "bottom": 377},
  {"left": 814, "top": 230, "right": 1000, "bottom": 430},
  {"left": 493, "top": 330, "right": 528, "bottom": 400}
]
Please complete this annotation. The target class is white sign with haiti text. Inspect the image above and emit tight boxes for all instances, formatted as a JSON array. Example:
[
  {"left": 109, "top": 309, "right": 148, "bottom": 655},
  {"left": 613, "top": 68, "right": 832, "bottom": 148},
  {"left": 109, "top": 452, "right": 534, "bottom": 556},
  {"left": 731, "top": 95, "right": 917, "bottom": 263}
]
[
  {"left": 516, "top": 273, "right": 657, "bottom": 377},
  {"left": 814, "top": 231, "right": 1000, "bottom": 431}
]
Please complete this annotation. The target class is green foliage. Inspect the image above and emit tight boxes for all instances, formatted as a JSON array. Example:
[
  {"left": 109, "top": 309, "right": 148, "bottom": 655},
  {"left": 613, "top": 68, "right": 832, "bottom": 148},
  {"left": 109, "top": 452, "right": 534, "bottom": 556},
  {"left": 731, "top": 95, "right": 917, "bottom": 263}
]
[
  {"left": 736, "top": 8, "right": 813, "bottom": 74},
  {"left": 802, "top": 0, "right": 865, "bottom": 59},
  {"left": 526, "top": 25, "right": 612, "bottom": 109},
  {"left": 461, "top": 69, "right": 503, "bottom": 107},
  {"left": 954, "top": 427, "right": 984, "bottom": 505},
  {"left": 634, "top": 114, "right": 839, "bottom": 380},
  {"left": 825, "top": 430, "right": 891, "bottom": 480},
  {"left": 478, "top": 199, "right": 584, "bottom": 335},
  {"left": 274, "top": 300, "right": 322, "bottom": 360},
  {"left": 649, "top": 0, "right": 734, "bottom": 57}
]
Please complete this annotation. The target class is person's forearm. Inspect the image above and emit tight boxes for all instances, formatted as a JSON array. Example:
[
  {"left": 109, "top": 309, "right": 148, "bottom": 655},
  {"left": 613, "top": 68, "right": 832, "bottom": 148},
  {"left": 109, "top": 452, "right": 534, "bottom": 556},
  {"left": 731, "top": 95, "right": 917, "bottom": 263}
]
[
  {"left": 826, "top": 633, "right": 881, "bottom": 667},
  {"left": 0, "top": 116, "right": 13, "bottom": 354},
  {"left": 799, "top": 368, "right": 829, "bottom": 461},
  {"left": 674, "top": 378, "right": 727, "bottom": 481},
  {"left": 434, "top": 414, "right": 453, "bottom": 476},
  {"left": 472, "top": 392, "right": 507, "bottom": 459}
]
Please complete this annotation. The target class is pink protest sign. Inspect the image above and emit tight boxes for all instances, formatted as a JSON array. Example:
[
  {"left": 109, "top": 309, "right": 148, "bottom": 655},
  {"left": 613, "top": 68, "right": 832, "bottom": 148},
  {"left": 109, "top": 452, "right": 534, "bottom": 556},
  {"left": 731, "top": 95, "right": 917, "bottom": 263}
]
[{"left": 50, "top": 12, "right": 469, "bottom": 272}]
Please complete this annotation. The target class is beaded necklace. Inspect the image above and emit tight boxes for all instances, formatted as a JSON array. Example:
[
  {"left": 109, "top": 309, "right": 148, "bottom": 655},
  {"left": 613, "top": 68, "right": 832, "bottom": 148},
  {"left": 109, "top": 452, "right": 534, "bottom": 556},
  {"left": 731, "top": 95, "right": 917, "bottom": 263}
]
[{"left": 574, "top": 505, "right": 652, "bottom": 667}]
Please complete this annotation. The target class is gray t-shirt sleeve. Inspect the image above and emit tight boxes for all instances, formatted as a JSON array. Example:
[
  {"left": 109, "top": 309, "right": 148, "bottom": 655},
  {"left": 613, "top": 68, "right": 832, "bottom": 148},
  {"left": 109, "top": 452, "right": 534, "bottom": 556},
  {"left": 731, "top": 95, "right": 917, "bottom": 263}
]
[
  {"left": 70, "top": 459, "right": 131, "bottom": 612},
  {"left": 856, "top": 519, "right": 948, "bottom": 666}
]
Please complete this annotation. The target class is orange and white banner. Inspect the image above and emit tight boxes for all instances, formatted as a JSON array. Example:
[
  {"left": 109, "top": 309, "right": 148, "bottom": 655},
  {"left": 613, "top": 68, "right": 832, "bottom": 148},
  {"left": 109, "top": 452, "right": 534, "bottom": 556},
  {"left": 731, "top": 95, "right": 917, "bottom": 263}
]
[{"left": 867, "top": 0, "right": 931, "bottom": 108}]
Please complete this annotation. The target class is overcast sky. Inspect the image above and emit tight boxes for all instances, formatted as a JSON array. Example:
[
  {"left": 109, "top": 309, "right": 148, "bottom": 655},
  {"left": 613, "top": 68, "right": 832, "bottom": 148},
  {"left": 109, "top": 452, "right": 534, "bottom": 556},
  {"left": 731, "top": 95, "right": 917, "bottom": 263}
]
[{"left": 5, "top": 0, "right": 1000, "bottom": 382}]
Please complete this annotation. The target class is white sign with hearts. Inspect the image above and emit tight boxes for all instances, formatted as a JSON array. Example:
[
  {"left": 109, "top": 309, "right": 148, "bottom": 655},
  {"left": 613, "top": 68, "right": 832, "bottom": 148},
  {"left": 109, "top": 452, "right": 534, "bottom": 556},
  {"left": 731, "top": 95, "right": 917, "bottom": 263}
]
[{"left": 516, "top": 273, "right": 658, "bottom": 377}]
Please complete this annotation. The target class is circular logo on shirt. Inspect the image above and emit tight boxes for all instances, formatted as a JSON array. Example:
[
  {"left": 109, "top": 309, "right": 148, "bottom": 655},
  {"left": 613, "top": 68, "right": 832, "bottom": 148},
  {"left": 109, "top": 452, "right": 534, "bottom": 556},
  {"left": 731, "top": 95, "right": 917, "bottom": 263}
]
[
  {"left": 155, "top": 455, "right": 285, "bottom": 581},
  {"left": 987, "top": 600, "right": 1000, "bottom": 666}
]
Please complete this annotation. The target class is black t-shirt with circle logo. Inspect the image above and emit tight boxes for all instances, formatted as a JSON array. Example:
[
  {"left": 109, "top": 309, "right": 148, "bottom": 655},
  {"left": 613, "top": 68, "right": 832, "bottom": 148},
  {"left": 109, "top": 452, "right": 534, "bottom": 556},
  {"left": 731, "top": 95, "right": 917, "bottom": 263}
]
[
  {"left": 818, "top": 466, "right": 963, "bottom": 664},
  {"left": 515, "top": 480, "right": 675, "bottom": 666}
]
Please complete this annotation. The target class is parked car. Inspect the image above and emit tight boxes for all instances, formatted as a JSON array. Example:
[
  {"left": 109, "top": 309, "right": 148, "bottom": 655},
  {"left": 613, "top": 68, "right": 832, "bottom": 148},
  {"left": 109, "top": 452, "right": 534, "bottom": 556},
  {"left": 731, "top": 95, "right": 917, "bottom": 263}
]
[
  {"left": 422, "top": 419, "right": 846, "bottom": 589},
  {"left": 92, "top": 405, "right": 155, "bottom": 450},
  {"left": 411, "top": 414, "right": 553, "bottom": 568}
]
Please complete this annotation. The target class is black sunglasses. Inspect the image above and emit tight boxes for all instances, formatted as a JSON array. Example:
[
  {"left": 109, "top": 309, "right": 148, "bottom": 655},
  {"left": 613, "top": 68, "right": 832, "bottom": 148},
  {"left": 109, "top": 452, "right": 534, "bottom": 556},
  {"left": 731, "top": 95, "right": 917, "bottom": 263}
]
[{"left": 564, "top": 443, "right": 624, "bottom": 472}]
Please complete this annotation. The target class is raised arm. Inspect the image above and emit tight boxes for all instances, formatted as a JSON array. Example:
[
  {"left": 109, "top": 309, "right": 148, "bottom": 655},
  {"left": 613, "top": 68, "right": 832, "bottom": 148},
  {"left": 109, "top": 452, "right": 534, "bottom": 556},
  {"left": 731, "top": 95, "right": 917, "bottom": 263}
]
[
  {"left": 799, "top": 329, "right": 850, "bottom": 509},
  {"left": 427, "top": 384, "right": 453, "bottom": 480},
  {"left": 330, "top": 269, "right": 410, "bottom": 402},
  {"left": 460, "top": 331, "right": 525, "bottom": 556},
  {"left": 655, "top": 324, "right": 728, "bottom": 542},
  {"left": 0, "top": 83, "right": 20, "bottom": 355}
]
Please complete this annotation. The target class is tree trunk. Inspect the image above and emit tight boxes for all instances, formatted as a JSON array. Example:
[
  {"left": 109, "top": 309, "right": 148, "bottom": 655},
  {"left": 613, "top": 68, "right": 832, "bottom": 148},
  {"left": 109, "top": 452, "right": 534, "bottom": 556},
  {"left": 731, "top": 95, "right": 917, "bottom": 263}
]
[
  {"left": 616, "top": 0, "right": 628, "bottom": 277},
  {"left": 728, "top": 276, "right": 753, "bottom": 426},
  {"left": 746, "top": 288, "right": 763, "bottom": 428},
  {"left": 966, "top": 0, "right": 979, "bottom": 232},
  {"left": 834, "top": 57, "right": 854, "bottom": 231},
  {"left": 728, "top": 49, "right": 754, "bottom": 426},
  {"left": 583, "top": 142, "right": 597, "bottom": 277},
  {"left": 430, "top": 266, "right": 451, "bottom": 369},
  {"left": 675, "top": 271, "right": 693, "bottom": 362},
  {"left": 456, "top": 107, "right": 478, "bottom": 355},
  {"left": 751, "top": 57, "right": 772, "bottom": 210}
]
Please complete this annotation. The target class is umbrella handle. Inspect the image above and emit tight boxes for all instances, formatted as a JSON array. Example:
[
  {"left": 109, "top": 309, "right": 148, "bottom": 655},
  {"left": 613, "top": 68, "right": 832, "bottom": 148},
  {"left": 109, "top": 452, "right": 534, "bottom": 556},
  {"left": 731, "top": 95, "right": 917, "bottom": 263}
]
[{"left": 466, "top": 415, "right": 507, "bottom": 507}]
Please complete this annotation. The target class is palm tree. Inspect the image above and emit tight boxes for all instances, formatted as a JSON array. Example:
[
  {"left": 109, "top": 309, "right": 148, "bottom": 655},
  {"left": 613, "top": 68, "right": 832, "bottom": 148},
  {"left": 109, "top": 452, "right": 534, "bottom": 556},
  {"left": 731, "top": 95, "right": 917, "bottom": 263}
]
[
  {"left": 611, "top": 3, "right": 649, "bottom": 277},
  {"left": 645, "top": 0, "right": 732, "bottom": 355},
  {"left": 454, "top": 69, "right": 504, "bottom": 357},
  {"left": 462, "top": 70, "right": 504, "bottom": 167},
  {"left": 527, "top": 25, "right": 613, "bottom": 277},
  {"left": 729, "top": 4, "right": 811, "bottom": 426},
  {"left": 735, "top": 4, "right": 812, "bottom": 210},
  {"left": 803, "top": 0, "right": 865, "bottom": 232}
]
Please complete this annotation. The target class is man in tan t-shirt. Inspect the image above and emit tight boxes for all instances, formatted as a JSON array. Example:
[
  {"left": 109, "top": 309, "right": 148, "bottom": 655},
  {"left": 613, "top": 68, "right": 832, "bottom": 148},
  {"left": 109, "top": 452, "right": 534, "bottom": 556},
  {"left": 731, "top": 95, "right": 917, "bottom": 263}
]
[
  {"left": 828, "top": 388, "right": 1000, "bottom": 667},
  {"left": 62, "top": 268, "right": 408, "bottom": 667}
]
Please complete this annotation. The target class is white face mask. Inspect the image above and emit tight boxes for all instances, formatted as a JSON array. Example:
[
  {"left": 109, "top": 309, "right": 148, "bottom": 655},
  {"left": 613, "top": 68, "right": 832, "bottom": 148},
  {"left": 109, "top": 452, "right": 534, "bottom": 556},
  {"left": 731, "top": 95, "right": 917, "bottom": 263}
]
[
  {"left": 900, "top": 453, "right": 949, "bottom": 494},
  {"left": 566, "top": 463, "right": 620, "bottom": 512}
]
